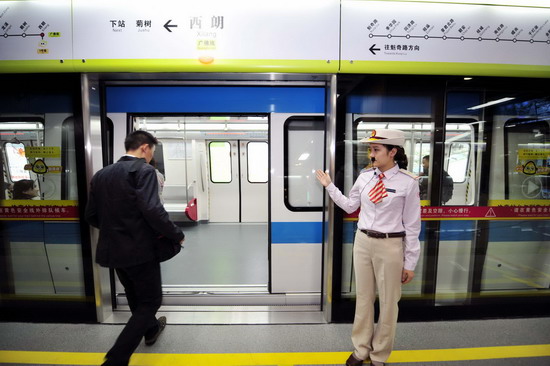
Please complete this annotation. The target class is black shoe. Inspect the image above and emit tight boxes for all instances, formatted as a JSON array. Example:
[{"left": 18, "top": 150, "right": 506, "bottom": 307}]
[
  {"left": 345, "top": 353, "right": 364, "bottom": 366},
  {"left": 144, "top": 316, "right": 166, "bottom": 346}
]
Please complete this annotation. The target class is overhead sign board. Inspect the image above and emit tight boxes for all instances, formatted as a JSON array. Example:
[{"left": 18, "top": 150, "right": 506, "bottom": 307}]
[
  {"left": 341, "top": 0, "right": 550, "bottom": 76},
  {"left": 70, "top": 0, "right": 339, "bottom": 73},
  {"left": 0, "top": 0, "right": 549, "bottom": 76}
]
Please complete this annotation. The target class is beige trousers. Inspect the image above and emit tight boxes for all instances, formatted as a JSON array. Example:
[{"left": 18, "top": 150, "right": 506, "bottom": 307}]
[{"left": 351, "top": 230, "right": 403, "bottom": 363}]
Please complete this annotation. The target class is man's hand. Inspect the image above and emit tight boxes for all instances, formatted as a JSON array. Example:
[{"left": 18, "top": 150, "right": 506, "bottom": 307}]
[
  {"left": 402, "top": 269, "right": 414, "bottom": 284},
  {"left": 315, "top": 170, "right": 332, "bottom": 187}
]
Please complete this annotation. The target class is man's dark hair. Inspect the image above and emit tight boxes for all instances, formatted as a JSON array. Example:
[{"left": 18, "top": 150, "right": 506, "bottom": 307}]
[
  {"left": 124, "top": 130, "right": 158, "bottom": 151},
  {"left": 423, "top": 155, "right": 430, "bottom": 161}
]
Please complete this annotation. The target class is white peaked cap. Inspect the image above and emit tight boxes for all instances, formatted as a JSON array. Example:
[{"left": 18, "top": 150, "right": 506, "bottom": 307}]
[{"left": 360, "top": 129, "right": 405, "bottom": 147}]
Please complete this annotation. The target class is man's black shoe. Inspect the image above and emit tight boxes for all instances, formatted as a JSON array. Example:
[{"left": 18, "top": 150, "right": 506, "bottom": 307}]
[{"left": 144, "top": 316, "right": 166, "bottom": 346}]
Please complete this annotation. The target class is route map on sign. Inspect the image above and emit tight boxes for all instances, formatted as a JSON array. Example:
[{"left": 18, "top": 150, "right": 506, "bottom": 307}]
[
  {"left": 341, "top": 1, "right": 550, "bottom": 68},
  {"left": 0, "top": 0, "right": 72, "bottom": 61}
]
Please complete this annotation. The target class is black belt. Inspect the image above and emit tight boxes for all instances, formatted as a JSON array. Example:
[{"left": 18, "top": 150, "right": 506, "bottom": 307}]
[{"left": 360, "top": 230, "right": 406, "bottom": 239}]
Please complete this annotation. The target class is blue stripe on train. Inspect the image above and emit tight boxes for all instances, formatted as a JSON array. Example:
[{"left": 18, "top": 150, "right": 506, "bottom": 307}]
[
  {"left": 488, "top": 220, "right": 549, "bottom": 242},
  {"left": 3, "top": 221, "right": 81, "bottom": 244},
  {"left": 44, "top": 222, "right": 82, "bottom": 245},
  {"left": 107, "top": 86, "right": 325, "bottom": 113},
  {"left": 271, "top": 222, "right": 323, "bottom": 244},
  {"left": 3, "top": 221, "right": 44, "bottom": 242}
]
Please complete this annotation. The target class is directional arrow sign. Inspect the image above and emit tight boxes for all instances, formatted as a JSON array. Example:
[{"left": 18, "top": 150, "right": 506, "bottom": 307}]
[
  {"left": 164, "top": 20, "right": 178, "bottom": 32},
  {"left": 369, "top": 44, "right": 380, "bottom": 55}
]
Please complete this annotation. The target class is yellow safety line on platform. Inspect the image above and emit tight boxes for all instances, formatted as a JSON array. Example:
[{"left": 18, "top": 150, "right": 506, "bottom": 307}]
[{"left": 1, "top": 344, "right": 550, "bottom": 365}]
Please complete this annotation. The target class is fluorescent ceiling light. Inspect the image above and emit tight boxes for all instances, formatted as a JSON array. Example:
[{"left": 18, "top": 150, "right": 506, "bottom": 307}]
[
  {"left": 467, "top": 97, "right": 515, "bottom": 110},
  {"left": 0, "top": 123, "right": 44, "bottom": 130},
  {"left": 228, "top": 124, "right": 268, "bottom": 131},
  {"left": 357, "top": 123, "right": 433, "bottom": 130},
  {"left": 140, "top": 123, "right": 268, "bottom": 131},
  {"left": 183, "top": 124, "right": 226, "bottom": 130},
  {"left": 298, "top": 153, "right": 310, "bottom": 161}
]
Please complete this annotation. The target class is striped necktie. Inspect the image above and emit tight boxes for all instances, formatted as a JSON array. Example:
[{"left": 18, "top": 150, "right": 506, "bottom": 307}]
[{"left": 368, "top": 173, "right": 387, "bottom": 204}]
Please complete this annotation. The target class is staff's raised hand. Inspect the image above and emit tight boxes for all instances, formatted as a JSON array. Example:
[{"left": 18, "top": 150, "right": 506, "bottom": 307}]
[{"left": 315, "top": 170, "right": 332, "bottom": 187}]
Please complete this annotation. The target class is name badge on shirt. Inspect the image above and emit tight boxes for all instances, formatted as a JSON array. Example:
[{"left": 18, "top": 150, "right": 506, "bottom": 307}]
[{"left": 385, "top": 188, "right": 396, "bottom": 193}]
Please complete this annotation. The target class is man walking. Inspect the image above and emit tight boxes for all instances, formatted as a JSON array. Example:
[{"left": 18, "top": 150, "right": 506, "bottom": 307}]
[{"left": 86, "top": 130, "right": 185, "bottom": 366}]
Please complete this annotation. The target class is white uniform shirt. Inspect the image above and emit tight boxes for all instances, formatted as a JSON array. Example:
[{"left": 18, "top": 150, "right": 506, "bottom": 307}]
[
  {"left": 155, "top": 169, "right": 165, "bottom": 204},
  {"left": 326, "top": 164, "right": 421, "bottom": 271}
]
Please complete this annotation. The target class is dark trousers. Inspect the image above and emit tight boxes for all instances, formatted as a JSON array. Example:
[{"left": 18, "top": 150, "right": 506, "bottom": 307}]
[{"left": 103, "top": 260, "right": 162, "bottom": 366}]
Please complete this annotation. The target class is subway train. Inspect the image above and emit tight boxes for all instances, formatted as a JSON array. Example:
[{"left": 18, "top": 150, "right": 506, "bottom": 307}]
[{"left": 0, "top": 0, "right": 548, "bottom": 324}]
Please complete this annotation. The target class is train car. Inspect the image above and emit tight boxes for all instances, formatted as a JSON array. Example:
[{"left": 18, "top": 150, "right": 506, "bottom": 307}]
[{"left": 0, "top": 0, "right": 548, "bottom": 324}]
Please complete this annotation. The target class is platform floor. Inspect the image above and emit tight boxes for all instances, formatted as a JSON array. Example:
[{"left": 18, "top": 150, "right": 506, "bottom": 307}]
[{"left": 1, "top": 317, "right": 549, "bottom": 365}]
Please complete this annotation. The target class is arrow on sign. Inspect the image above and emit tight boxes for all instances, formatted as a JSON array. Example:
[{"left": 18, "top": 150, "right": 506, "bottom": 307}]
[
  {"left": 369, "top": 44, "right": 381, "bottom": 55},
  {"left": 164, "top": 20, "right": 178, "bottom": 32}
]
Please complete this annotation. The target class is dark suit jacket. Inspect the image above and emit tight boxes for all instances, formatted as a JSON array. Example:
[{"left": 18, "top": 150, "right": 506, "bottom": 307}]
[{"left": 85, "top": 156, "right": 185, "bottom": 268}]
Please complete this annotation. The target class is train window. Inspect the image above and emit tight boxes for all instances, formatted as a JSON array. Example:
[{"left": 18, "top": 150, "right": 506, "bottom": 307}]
[
  {"left": 447, "top": 141, "right": 469, "bottom": 183},
  {"left": 284, "top": 117, "right": 324, "bottom": 211},
  {"left": 413, "top": 142, "right": 431, "bottom": 176},
  {"left": 209, "top": 141, "right": 232, "bottom": 183},
  {"left": 247, "top": 141, "right": 268, "bottom": 183},
  {"left": 503, "top": 118, "right": 549, "bottom": 200},
  {"left": 61, "top": 118, "right": 80, "bottom": 200},
  {"left": 1, "top": 121, "right": 45, "bottom": 199},
  {"left": 443, "top": 122, "right": 477, "bottom": 206}
]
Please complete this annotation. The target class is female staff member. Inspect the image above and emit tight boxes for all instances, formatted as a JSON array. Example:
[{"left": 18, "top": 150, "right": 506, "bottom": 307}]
[{"left": 316, "top": 129, "right": 421, "bottom": 366}]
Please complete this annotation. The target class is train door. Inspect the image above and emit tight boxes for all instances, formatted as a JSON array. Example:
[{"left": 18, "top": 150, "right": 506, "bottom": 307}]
[
  {"left": 207, "top": 139, "right": 268, "bottom": 223},
  {"left": 125, "top": 115, "right": 269, "bottom": 292},
  {"left": 270, "top": 114, "right": 325, "bottom": 294}
]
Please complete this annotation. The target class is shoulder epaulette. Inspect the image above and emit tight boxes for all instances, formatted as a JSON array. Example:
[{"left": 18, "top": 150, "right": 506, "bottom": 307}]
[{"left": 399, "top": 168, "right": 419, "bottom": 180}]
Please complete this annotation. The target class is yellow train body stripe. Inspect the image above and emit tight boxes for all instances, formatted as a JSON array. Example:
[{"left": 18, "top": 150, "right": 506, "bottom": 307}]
[
  {"left": 1, "top": 345, "right": 549, "bottom": 365},
  {"left": 489, "top": 200, "right": 550, "bottom": 206},
  {"left": 2, "top": 59, "right": 550, "bottom": 77},
  {"left": 0, "top": 60, "right": 76, "bottom": 73},
  {"left": 0, "top": 59, "right": 339, "bottom": 74},
  {"left": 340, "top": 61, "right": 550, "bottom": 78},
  {"left": 0, "top": 200, "right": 78, "bottom": 207}
]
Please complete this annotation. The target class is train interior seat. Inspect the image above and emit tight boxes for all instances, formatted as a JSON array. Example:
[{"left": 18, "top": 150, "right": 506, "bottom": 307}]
[{"left": 163, "top": 185, "right": 195, "bottom": 222}]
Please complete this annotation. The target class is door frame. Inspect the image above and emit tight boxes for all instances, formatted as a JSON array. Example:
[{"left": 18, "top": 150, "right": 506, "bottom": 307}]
[{"left": 83, "top": 73, "right": 335, "bottom": 323}]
